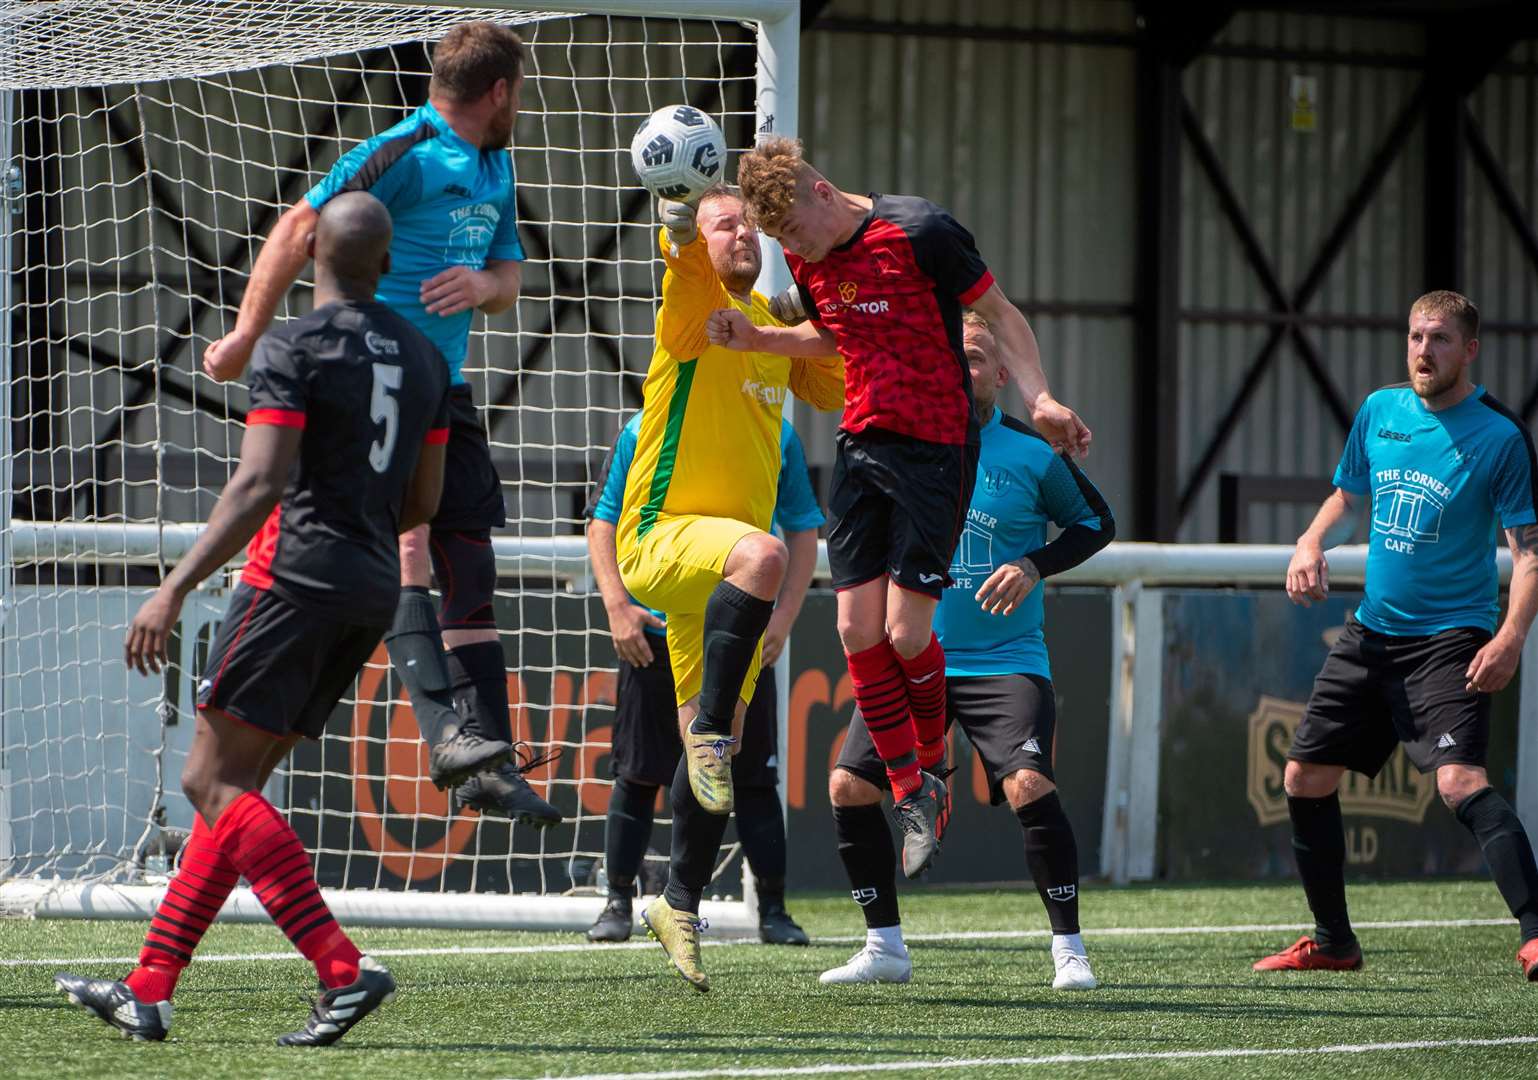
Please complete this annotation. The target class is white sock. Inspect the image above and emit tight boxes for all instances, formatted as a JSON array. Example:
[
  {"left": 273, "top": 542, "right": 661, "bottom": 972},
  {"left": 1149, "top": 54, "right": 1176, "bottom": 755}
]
[
  {"left": 867, "top": 925, "right": 906, "bottom": 955},
  {"left": 1052, "top": 932, "right": 1086, "bottom": 958}
]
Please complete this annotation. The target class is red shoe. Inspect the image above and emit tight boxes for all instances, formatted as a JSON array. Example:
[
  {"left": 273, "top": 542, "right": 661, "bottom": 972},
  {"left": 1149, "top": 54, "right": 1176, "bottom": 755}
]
[
  {"left": 1517, "top": 938, "right": 1538, "bottom": 981},
  {"left": 1252, "top": 935, "right": 1363, "bottom": 972}
]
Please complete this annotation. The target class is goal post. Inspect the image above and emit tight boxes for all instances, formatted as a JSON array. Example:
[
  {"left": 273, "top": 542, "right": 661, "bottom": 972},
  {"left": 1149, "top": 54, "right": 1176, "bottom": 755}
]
[{"left": 0, "top": 0, "right": 800, "bottom": 932}]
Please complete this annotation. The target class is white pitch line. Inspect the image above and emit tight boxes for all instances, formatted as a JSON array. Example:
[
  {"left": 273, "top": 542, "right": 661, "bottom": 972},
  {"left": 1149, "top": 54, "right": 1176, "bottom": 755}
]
[
  {"left": 0, "top": 916, "right": 1513, "bottom": 969},
  {"left": 535, "top": 1035, "right": 1538, "bottom": 1080}
]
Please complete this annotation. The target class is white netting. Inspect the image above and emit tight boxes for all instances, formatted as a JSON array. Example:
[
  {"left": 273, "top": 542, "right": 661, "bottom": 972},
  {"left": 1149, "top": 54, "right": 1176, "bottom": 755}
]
[{"left": 0, "top": 0, "right": 762, "bottom": 916}]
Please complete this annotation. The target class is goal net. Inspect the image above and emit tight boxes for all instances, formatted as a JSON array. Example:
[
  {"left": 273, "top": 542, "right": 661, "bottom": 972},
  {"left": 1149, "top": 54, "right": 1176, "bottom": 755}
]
[{"left": 0, "top": 0, "right": 796, "bottom": 931}]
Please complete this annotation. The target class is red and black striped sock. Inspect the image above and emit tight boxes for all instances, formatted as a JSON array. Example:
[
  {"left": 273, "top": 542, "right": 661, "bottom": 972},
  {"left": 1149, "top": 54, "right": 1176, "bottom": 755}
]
[
  {"left": 846, "top": 639, "right": 920, "bottom": 799},
  {"left": 212, "top": 791, "right": 362, "bottom": 989},
  {"left": 123, "top": 815, "right": 238, "bottom": 1003},
  {"left": 896, "top": 633, "right": 947, "bottom": 769}
]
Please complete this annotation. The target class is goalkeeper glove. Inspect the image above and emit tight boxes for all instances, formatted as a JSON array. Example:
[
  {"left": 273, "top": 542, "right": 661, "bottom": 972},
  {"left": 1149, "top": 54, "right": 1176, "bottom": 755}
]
[
  {"left": 767, "top": 286, "right": 808, "bottom": 325},
  {"left": 658, "top": 198, "right": 698, "bottom": 248}
]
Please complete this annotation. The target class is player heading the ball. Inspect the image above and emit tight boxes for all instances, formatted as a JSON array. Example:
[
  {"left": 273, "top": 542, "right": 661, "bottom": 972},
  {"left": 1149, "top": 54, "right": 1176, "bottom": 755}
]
[{"left": 708, "top": 136, "right": 1091, "bottom": 880}]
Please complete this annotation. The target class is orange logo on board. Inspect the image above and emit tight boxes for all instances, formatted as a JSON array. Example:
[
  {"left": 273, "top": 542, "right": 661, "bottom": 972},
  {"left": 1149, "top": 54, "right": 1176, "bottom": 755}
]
[{"left": 839, "top": 281, "right": 858, "bottom": 304}]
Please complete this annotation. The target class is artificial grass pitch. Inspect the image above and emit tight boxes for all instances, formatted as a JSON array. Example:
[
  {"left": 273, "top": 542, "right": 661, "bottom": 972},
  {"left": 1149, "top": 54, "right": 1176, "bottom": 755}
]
[{"left": 3, "top": 879, "right": 1534, "bottom": 1080}]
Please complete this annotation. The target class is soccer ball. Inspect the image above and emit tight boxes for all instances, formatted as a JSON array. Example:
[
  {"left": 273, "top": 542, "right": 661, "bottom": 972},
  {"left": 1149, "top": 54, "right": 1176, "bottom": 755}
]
[{"left": 629, "top": 105, "right": 726, "bottom": 203}]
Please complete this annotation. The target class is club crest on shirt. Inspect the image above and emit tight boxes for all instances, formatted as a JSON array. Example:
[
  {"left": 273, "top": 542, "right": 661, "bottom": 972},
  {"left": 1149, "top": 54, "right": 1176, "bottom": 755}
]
[
  {"left": 839, "top": 281, "right": 858, "bottom": 304},
  {"left": 982, "top": 466, "right": 1011, "bottom": 497}
]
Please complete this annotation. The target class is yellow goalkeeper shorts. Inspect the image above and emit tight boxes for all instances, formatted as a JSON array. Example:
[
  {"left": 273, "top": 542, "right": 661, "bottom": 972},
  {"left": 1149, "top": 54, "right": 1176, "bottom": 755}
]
[{"left": 618, "top": 513, "right": 764, "bottom": 707}]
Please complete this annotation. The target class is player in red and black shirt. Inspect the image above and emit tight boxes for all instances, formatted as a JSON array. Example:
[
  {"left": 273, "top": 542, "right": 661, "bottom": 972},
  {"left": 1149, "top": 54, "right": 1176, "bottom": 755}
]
[
  {"left": 56, "top": 193, "right": 448, "bottom": 1048},
  {"left": 711, "top": 137, "right": 1092, "bottom": 879}
]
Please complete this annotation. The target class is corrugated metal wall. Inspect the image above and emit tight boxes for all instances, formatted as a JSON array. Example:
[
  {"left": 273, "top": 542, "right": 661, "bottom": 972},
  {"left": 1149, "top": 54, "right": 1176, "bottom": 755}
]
[{"left": 1179, "top": 11, "right": 1428, "bottom": 542}]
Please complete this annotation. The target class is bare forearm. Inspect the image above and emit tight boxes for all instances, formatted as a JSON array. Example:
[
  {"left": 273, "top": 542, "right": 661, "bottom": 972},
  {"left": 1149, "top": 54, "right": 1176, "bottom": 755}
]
[
  {"left": 992, "top": 306, "right": 1050, "bottom": 407},
  {"left": 1300, "top": 489, "right": 1358, "bottom": 550},
  {"left": 775, "top": 529, "right": 819, "bottom": 624},
  {"left": 234, "top": 208, "right": 312, "bottom": 339},
  {"left": 759, "top": 322, "right": 840, "bottom": 358},
  {"left": 163, "top": 476, "right": 282, "bottom": 597},
  {"left": 1501, "top": 551, "right": 1538, "bottom": 644},
  {"left": 586, "top": 521, "right": 632, "bottom": 611},
  {"left": 478, "top": 260, "right": 522, "bottom": 316}
]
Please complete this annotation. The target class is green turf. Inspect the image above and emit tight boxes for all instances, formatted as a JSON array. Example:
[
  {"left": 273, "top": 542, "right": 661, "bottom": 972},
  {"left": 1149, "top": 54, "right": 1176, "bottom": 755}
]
[{"left": 4, "top": 879, "right": 1535, "bottom": 1079}]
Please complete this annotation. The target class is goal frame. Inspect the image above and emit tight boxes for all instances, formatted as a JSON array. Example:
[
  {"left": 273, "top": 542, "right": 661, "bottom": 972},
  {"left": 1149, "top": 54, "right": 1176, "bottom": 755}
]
[{"left": 0, "top": 0, "right": 800, "bottom": 933}]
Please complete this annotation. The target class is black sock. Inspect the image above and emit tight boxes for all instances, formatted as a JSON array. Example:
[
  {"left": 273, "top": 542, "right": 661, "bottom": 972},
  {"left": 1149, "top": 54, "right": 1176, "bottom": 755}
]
[
  {"left": 833, "top": 802, "right": 900, "bottom": 930},
  {"left": 693, "top": 581, "right": 774, "bottom": 736},
  {"left": 1288, "top": 792, "right": 1355, "bottom": 952},
  {"left": 1455, "top": 787, "right": 1538, "bottom": 942},
  {"left": 384, "top": 586, "right": 458, "bottom": 747},
  {"left": 735, "top": 784, "right": 787, "bottom": 888},
  {"left": 663, "top": 756, "right": 731, "bottom": 914},
  {"left": 604, "top": 776, "right": 658, "bottom": 905},
  {"left": 1015, "top": 791, "right": 1080, "bottom": 935},
  {"left": 446, "top": 640, "right": 510, "bottom": 744}
]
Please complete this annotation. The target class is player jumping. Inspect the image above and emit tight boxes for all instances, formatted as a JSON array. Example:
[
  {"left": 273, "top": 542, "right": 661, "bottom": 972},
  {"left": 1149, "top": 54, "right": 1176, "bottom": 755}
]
[
  {"left": 617, "top": 185, "right": 842, "bottom": 991},
  {"left": 203, "top": 22, "right": 558, "bottom": 826},
  {"left": 712, "top": 137, "right": 1091, "bottom": 879},
  {"left": 822, "top": 311, "right": 1112, "bottom": 988},
  {"left": 56, "top": 193, "right": 450, "bottom": 1044}
]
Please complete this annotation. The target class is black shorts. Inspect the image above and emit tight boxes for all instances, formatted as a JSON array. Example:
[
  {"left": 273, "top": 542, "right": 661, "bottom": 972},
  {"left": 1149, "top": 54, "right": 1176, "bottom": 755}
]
[
  {"left": 828, "top": 427, "right": 979, "bottom": 598},
  {"left": 611, "top": 636, "right": 779, "bottom": 789},
  {"left": 433, "top": 384, "right": 506, "bottom": 532},
  {"left": 196, "top": 583, "right": 384, "bottom": 740},
  {"left": 1291, "top": 613, "right": 1491, "bottom": 777},
  {"left": 836, "top": 673, "right": 1055, "bottom": 804}
]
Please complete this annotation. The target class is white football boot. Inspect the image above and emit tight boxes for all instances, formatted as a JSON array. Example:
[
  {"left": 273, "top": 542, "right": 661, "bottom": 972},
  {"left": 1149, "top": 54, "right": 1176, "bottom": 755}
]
[
  {"left": 819, "top": 944, "right": 912, "bottom": 985},
  {"left": 1051, "top": 944, "right": 1098, "bottom": 991}
]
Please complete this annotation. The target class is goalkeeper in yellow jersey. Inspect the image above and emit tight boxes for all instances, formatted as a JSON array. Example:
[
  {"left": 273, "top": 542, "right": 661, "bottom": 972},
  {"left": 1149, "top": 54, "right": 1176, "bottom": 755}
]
[{"left": 617, "top": 185, "right": 843, "bottom": 991}]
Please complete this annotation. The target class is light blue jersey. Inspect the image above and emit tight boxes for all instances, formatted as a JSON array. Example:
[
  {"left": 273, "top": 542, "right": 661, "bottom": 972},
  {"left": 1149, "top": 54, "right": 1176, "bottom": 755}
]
[
  {"left": 1334, "top": 384, "right": 1537, "bottom": 636},
  {"left": 587, "top": 413, "right": 825, "bottom": 636},
  {"left": 937, "top": 408, "right": 1111, "bottom": 679},
  {"left": 306, "top": 102, "right": 525, "bottom": 385}
]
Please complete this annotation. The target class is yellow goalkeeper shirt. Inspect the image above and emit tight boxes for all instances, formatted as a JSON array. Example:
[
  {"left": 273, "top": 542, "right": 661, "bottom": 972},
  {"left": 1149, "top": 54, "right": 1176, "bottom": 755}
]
[{"left": 617, "top": 227, "right": 844, "bottom": 546}]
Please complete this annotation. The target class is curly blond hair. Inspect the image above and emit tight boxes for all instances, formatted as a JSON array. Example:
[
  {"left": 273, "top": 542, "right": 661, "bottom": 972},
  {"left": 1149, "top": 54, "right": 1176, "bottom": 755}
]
[
  {"left": 736, "top": 136, "right": 812, "bottom": 231},
  {"left": 1411, "top": 290, "right": 1479, "bottom": 341}
]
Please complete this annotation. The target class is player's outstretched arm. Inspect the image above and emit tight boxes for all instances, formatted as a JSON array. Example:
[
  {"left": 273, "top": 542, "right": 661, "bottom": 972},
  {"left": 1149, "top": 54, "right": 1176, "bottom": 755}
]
[
  {"left": 970, "top": 283, "right": 1091, "bottom": 459},
  {"left": 125, "top": 424, "right": 303, "bottom": 675},
  {"left": 760, "top": 527, "right": 818, "bottom": 666},
  {"left": 1286, "top": 487, "right": 1359, "bottom": 607},
  {"left": 587, "top": 519, "right": 662, "bottom": 667},
  {"left": 705, "top": 308, "right": 839, "bottom": 357},
  {"left": 400, "top": 441, "right": 447, "bottom": 533},
  {"left": 1467, "top": 524, "right": 1538, "bottom": 693},
  {"left": 204, "top": 201, "right": 318, "bottom": 383}
]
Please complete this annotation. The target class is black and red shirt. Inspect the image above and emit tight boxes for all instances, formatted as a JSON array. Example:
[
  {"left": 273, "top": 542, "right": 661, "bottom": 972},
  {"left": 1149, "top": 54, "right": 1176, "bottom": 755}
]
[
  {"left": 242, "top": 300, "right": 450, "bottom": 626},
  {"left": 788, "top": 194, "right": 994, "bottom": 445}
]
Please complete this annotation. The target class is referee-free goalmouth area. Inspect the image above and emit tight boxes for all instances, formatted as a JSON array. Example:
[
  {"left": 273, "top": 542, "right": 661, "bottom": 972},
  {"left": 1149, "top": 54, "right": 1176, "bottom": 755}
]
[{"left": 6, "top": 880, "right": 1536, "bottom": 1080}]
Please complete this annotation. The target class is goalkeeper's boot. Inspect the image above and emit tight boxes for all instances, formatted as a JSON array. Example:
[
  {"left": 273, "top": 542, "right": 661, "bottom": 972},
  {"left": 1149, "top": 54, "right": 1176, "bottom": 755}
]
[
  {"left": 1252, "top": 935, "right": 1363, "bottom": 972},
  {"left": 757, "top": 898, "right": 810, "bottom": 946},
  {"left": 427, "top": 724, "right": 512, "bottom": 791},
  {"left": 54, "top": 972, "right": 171, "bottom": 1041},
  {"left": 455, "top": 744, "right": 562, "bottom": 827},
  {"left": 587, "top": 896, "right": 634, "bottom": 943},
  {"left": 276, "top": 956, "right": 395, "bottom": 1047},
  {"left": 894, "top": 770, "right": 950, "bottom": 879},
  {"left": 683, "top": 724, "right": 736, "bottom": 815},
  {"left": 1517, "top": 938, "right": 1538, "bottom": 981},
  {"left": 641, "top": 895, "right": 710, "bottom": 992},
  {"left": 818, "top": 945, "right": 912, "bottom": 985}
]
